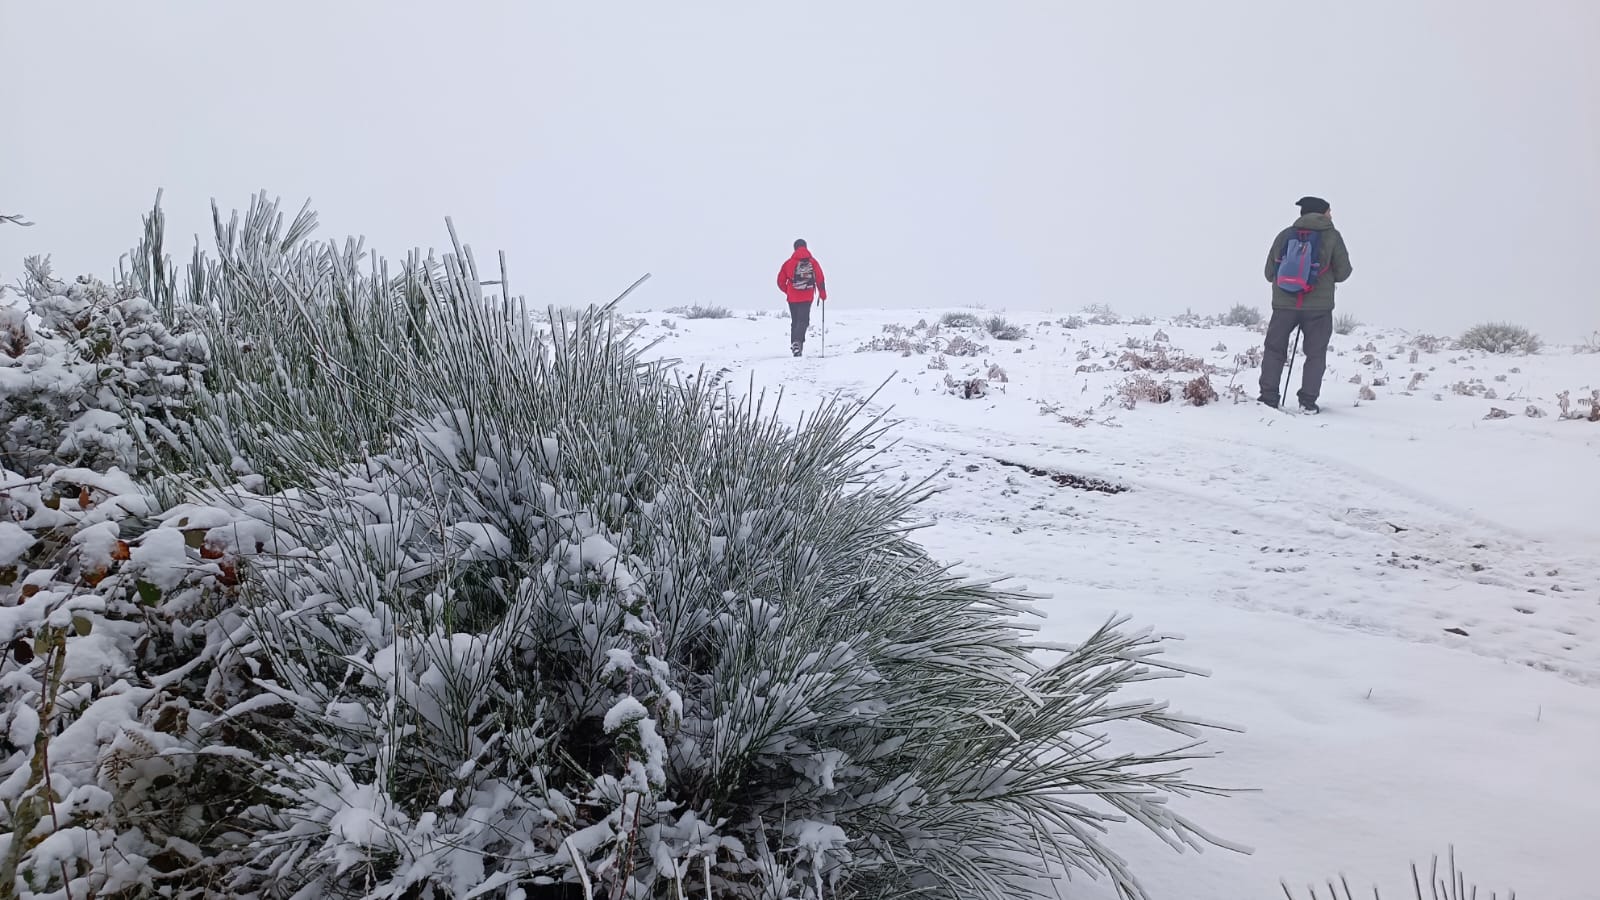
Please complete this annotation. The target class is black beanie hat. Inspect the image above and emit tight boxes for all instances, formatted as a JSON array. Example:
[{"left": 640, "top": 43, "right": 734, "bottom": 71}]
[
  {"left": 1296, "top": 196, "right": 1330, "bottom": 215},
  {"left": 793, "top": 238, "right": 807, "bottom": 249}
]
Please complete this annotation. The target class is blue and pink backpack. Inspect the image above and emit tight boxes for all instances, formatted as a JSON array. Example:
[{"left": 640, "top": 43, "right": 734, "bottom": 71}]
[{"left": 1274, "top": 229, "right": 1324, "bottom": 306}]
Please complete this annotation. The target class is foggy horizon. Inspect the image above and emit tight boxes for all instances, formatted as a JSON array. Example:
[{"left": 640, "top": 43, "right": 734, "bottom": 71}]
[{"left": 3, "top": 0, "right": 1597, "bottom": 340}]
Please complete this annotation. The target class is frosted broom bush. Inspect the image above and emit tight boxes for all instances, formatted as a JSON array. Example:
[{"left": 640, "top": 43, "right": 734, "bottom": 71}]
[
  {"left": 1457, "top": 322, "right": 1541, "bottom": 355},
  {"left": 1223, "top": 304, "right": 1262, "bottom": 328},
  {"left": 1, "top": 195, "right": 1239, "bottom": 900}
]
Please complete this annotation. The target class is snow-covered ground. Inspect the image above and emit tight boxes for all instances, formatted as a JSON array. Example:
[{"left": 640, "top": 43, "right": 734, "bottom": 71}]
[{"left": 627, "top": 305, "right": 1600, "bottom": 899}]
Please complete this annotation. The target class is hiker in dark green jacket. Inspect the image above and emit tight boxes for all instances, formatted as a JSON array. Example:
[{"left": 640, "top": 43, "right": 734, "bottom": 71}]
[{"left": 1258, "top": 196, "right": 1353, "bottom": 412}]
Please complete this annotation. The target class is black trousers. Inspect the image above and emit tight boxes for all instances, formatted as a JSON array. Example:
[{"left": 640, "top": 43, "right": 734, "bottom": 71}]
[
  {"left": 787, "top": 301, "right": 812, "bottom": 347},
  {"left": 1260, "top": 308, "right": 1333, "bottom": 404}
]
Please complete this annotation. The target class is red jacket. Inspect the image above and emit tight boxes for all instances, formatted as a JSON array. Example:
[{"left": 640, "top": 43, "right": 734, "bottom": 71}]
[{"left": 777, "top": 248, "right": 827, "bottom": 304}]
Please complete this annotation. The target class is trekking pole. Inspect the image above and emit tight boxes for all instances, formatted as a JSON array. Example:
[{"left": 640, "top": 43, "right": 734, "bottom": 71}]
[
  {"left": 820, "top": 300, "right": 827, "bottom": 358},
  {"left": 1281, "top": 326, "right": 1301, "bottom": 408}
]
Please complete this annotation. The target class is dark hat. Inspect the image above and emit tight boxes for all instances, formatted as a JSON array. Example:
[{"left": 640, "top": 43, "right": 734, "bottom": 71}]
[
  {"left": 793, "top": 238, "right": 807, "bottom": 249},
  {"left": 1296, "top": 196, "right": 1330, "bottom": 214}
]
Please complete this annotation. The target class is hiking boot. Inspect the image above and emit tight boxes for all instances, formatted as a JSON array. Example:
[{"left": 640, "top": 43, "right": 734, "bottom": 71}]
[
  {"left": 791, "top": 342, "right": 803, "bottom": 357},
  {"left": 1257, "top": 395, "right": 1280, "bottom": 408},
  {"left": 1298, "top": 399, "right": 1320, "bottom": 414}
]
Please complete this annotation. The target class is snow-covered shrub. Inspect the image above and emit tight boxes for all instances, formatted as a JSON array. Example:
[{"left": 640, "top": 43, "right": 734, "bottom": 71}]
[
  {"left": 858, "top": 322, "right": 988, "bottom": 360},
  {"left": 860, "top": 323, "right": 951, "bottom": 357},
  {"left": 942, "top": 334, "right": 988, "bottom": 357},
  {"left": 943, "top": 372, "right": 988, "bottom": 398},
  {"left": 938, "top": 311, "right": 981, "bottom": 329},
  {"left": 1233, "top": 346, "right": 1264, "bottom": 370},
  {"left": 194, "top": 200, "right": 1235, "bottom": 900},
  {"left": 1083, "top": 303, "right": 1120, "bottom": 326},
  {"left": 1, "top": 259, "right": 207, "bottom": 476},
  {"left": 1334, "top": 313, "right": 1361, "bottom": 335},
  {"left": 0, "top": 208, "right": 257, "bottom": 900},
  {"left": 1565, "top": 389, "right": 1600, "bottom": 422},
  {"left": 1118, "top": 345, "right": 1210, "bottom": 374},
  {"left": 1117, "top": 373, "right": 1174, "bottom": 408},
  {"left": 1409, "top": 334, "right": 1447, "bottom": 354},
  {"left": 1181, "top": 374, "right": 1218, "bottom": 406},
  {"left": 1222, "top": 304, "right": 1261, "bottom": 327},
  {"left": 983, "top": 315, "right": 1025, "bottom": 341},
  {"left": 0, "top": 465, "right": 267, "bottom": 900},
  {"left": 1458, "top": 322, "right": 1542, "bottom": 355},
  {"left": 858, "top": 334, "right": 931, "bottom": 356},
  {"left": 1451, "top": 380, "right": 1496, "bottom": 399}
]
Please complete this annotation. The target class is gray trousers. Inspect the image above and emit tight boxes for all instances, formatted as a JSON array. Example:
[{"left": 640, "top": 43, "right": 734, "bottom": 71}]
[
  {"left": 787, "top": 301, "right": 812, "bottom": 346},
  {"left": 1260, "top": 308, "right": 1333, "bottom": 404}
]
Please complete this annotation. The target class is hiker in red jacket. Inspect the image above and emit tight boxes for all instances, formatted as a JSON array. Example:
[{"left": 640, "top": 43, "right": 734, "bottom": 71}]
[{"left": 777, "top": 239, "right": 826, "bottom": 357}]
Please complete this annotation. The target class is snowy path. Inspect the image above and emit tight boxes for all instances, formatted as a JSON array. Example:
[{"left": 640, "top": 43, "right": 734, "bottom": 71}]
[
  {"left": 633, "top": 306, "right": 1598, "bottom": 897},
  {"left": 664, "top": 312, "right": 1599, "bottom": 684}
]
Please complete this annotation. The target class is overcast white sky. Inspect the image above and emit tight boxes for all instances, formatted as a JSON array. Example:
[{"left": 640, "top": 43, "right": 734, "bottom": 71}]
[{"left": 3, "top": 1, "right": 1597, "bottom": 338}]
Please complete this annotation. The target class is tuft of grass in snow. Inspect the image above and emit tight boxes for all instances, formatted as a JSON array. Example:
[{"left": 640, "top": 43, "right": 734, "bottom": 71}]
[
  {"left": 1281, "top": 845, "right": 1519, "bottom": 900},
  {"left": 667, "top": 303, "right": 732, "bottom": 319},
  {"left": 1458, "top": 322, "right": 1542, "bottom": 355},
  {"left": 939, "top": 311, "right": 982, "bottom": 329},
  {"left": 1335, "top": 313, "right": 1361, "bottom": 335},
  {"left": 984, "top": 315, "right": 1026, "bottom": 341}
]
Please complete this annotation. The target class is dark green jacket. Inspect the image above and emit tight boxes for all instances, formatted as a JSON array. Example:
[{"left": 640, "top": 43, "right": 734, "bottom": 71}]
[{"left": 1264, "top": 214, "right": 1353, "bottom": 311}]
